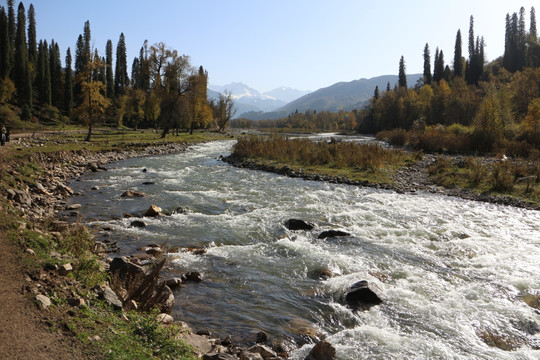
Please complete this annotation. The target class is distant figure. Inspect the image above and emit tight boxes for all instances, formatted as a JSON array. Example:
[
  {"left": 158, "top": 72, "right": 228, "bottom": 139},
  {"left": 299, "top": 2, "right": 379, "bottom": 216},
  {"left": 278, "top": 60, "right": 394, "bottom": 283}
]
[{"left": 1, "top": 124, "right": 6, "bottom": 146}]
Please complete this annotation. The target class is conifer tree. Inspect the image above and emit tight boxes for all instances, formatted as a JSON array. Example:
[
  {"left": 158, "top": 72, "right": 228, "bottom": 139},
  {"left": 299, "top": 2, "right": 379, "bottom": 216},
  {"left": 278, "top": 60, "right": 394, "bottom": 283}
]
[
  {"left": 83, "top": 20, "right": 91, "bottom": 64},
  {"left": 0, "top": 8, "right": 10, "bottom": 79},
  {"left": 14, "top": 2, "right": 31, "bottom": 108},
  {"left": 398, "top": 55, "right": 407, "bottom": 88},
  {"left": 27, "top": 4, "right": 36, "bottom": 65},
  {"left": 423, "top": 43, "right": 432, "bottom": 85},
  {"left": 139, "top": 41, "right": 150, "bottom": 91},
  {"left": 37, "top": 40, "right": 50, "bottom": 106},
  {"left": 433, "top": 48, "right": 445, "bottom": 83},
  {"left": 114, "top": 32, "right": 128, "bottom": 96},
  {"left": 131, "top": 57, "right": 140, "bottom": 88},
  {"left": 453, "top": 29, "right": 463, "bottom": 77},
  {"left": 50, "top": 40, "right": 62, "bottom": 107},
  {"left": 374, "top": 85, "right": 379, "bottom": 100},
  {"left": 531, "top": 7, "right": 538, "bottom": 42},
  {"left": 6, "top": 0, "right": 14, "bottom": 78},
  {"left": 64, "top": 47, "right": 73, "bottom": 115},
  {"left": 105, "top": 39, "right": 114, "bottom": 99}
]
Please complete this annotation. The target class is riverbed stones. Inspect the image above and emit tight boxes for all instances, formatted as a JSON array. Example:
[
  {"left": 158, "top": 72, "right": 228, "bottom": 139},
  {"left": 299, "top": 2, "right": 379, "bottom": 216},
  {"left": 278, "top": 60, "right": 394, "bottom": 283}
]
[
  {"left": 156, "top": 313, "right": 174, "bottom": 324},
  {"left": 344, "top": 280, "right": 383, "bottom": 311},
  {"left": 305, "top": 340, "right": 337, "bottom": 360},
  {"left": 284, "top": 219, "right": 314, "bottom": 231}
]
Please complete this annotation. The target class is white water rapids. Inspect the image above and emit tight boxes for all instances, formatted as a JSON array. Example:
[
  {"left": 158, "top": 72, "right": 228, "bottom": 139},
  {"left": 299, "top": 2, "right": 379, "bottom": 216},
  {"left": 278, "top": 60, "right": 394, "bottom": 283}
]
[{"left": 67, "top": 140, "right": 540, "bottom": 359}]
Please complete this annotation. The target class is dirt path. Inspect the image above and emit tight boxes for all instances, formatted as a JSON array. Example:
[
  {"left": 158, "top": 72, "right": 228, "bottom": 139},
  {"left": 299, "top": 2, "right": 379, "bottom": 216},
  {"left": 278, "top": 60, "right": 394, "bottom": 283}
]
[{"left": 0, "top": 231, "right": 96, "bottom": 359}]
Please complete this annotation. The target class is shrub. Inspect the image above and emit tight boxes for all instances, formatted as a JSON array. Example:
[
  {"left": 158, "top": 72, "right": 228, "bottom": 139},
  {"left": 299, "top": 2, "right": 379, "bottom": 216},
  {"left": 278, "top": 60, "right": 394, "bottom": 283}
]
[
  {"left": 490, "top": 161, "right": 514, "bottom": 192},
  {"left": 376, "top": 129, "right": 408, "bottom": 146}
]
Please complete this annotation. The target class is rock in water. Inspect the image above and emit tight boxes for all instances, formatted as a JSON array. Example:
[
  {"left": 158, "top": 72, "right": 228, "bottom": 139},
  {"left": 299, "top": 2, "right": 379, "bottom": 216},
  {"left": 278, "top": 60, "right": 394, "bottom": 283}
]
[
  {"left": 305, "top": 340, "right": 337, "bottom": 360},
  {"left": 130, "top": 220, "right": 147, "bottom": 228},
  {"left": 318, "top": 229, "right": 351, "bottom": 239},
  {"left": 121, "top": 190, "right": 146, "bottom": 198},
  {"left": 284, "top": 219, "right": 314, "bottom": 231},
  {"left": 344, "top": 280, "right": 383, "bottom": 311},
  {"left": 144, "top": 204, "right": 162, "bottom": 217}
]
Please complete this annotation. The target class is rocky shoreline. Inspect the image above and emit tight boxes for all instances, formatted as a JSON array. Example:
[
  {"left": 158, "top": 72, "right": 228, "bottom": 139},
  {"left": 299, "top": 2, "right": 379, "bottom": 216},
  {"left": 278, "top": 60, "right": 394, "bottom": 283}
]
[
  {"left": 4, "top": 138, "right": 331, "bottom": 360},
  {"left": 223, "top": 153, "right": 540, "bottom": 211}
]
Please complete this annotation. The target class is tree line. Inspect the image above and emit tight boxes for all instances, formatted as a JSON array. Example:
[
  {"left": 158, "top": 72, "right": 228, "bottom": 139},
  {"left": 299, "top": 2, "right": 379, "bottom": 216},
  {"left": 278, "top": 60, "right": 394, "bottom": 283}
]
[
  {"left": 233, "top": 7, "right": 539, "bottom": 155},
  {"left": 357, "top": 7, "right": 539, "bottom": 153},
  {"left": 0, "top": 1, "right": 235, "bottom": 139}
]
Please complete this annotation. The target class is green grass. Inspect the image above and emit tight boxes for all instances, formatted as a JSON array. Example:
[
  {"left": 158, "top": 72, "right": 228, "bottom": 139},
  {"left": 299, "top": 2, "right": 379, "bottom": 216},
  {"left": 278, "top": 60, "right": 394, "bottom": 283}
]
[{"left": 65, "top": 305, "right": 196, "bottom": 360}]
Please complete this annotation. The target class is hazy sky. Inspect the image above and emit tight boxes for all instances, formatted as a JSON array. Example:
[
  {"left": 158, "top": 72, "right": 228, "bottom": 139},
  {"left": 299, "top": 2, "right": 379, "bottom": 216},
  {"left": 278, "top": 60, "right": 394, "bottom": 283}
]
[{"left": 21, "top": 0, "right": 539, "bottom": 92}]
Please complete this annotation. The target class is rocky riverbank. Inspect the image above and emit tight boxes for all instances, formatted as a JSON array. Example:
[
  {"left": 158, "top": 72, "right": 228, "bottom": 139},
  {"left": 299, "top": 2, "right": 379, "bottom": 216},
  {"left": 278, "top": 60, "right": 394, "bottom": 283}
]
[
  {"left": 2, "top": 137, "right": 323, "bottom": 359},
  {"left": 223, "top": 153, "right": 540, "bottom": 211}
]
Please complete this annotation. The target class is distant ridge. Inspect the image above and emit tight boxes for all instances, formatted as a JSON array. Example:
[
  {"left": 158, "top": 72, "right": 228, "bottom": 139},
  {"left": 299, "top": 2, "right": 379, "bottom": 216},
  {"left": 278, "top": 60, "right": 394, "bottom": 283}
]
[{"left": 239, "top": 73, "right": 422, "bottom": 120}]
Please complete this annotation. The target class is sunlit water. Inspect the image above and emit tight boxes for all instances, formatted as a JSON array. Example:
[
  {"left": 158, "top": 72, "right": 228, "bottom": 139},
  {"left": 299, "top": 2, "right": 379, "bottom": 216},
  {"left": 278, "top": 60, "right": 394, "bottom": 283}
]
[{"left": 67, "top": 140, "right": 540, "bottom": 359}]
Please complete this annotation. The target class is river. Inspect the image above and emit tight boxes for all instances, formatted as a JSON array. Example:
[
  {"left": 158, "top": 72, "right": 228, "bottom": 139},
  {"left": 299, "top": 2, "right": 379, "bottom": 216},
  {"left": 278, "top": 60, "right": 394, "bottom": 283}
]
[{"left": 67, "top": 139, "right": 540, "bottom": 359}]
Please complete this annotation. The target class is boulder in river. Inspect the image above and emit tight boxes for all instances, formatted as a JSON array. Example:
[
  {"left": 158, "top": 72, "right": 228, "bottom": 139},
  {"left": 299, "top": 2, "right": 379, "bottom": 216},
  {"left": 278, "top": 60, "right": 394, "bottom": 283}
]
[
  {"left": 144, "top": 204, "right": 162, "bottom": 217},
  {"left": 121, "top": 190, "right": 146, "bottom": 198},
  {"left": 344, "top": 280, "right": 383, "bottom": 311},
  {"left": 130, "top": 220, "right": 147, "bottom": 228},
  {"left": 284, "top": 219, "right": 314, "bottom": 231},
  {"left": 318, "top": 229, "right": 351, "bottom": 239},
  {"left": 305, "top": 340, "right": 337, "bottom": 360}
]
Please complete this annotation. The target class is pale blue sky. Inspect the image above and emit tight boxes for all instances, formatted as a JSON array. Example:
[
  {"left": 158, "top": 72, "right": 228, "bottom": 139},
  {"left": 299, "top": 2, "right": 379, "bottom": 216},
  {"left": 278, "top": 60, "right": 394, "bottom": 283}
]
[{"left": 17, "top": 0, "right": 540, "bottom": 92}]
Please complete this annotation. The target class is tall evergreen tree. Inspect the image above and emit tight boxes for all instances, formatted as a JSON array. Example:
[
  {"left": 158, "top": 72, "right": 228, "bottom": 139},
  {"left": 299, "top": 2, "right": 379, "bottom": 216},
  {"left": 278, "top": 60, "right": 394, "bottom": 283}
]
[
  {"left": 50, "top": 40, "right": 62, "bottom": 107},
  {"left": 374, "top": 85, "right": 379, "bottom": 100},
  {"left": 7, "top": 0, "right": 15, "bottom": 77},
  {"left": 531, "top": 7, "right": 538, "bottom": 42},
  {"left": 453, "top": 29, "right": 463, "bottom": 77},
  {"left": 27, "top": 4, "right": 36, "bottom": 65},
  {"left": 83, "top": 20, "right": 91, "bottom": 64},
  {"left": 131, "top": 57, "right": 140, "bottom": 88},
  {"left": 139, "top": 40, "right": 150, "bottom": 91},
  {"left": 14, "top": 2, "right": 31, "bottom": 107},
  {"left": 423, "top": 43, "right": 432, "bottom": 85},
  {"left": 114, "top": 33, "right": 128, "bottom": 96},
  {"left": 37, "top": 40, "right": 50, "bottom": 106},
  {"left": 105, "top": 39, "right": 114, "bottom": 99},
  {"left": 398, "top": 55, "right": 407, "bottom": 88},
  {"left": 0, "top": 8, "right": 10, "bottom": 79},
  {"left": 433, "top": 48, "right": 445, "bottom": 83},
  {"left": 64, "top": 47, "right": 73, "bottom": 115}
]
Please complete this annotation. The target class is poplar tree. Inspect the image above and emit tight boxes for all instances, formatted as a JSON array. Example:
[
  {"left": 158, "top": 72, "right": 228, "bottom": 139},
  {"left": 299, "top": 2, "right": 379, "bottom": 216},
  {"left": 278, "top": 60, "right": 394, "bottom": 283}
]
[
  {"left": 27, "top": 4, "right": 36, "bottom": 65},
  {"left": 64, "top": 47, "right": 73, "bottom": 115},
  {"left": 398, "top": 55, "right": 407, "bottom": 88},
  {"left": 114, "top": 33, "right": 128, "bottom": 96},
  {"left": 453, "top": 29, "right": 463, "bottom": 77},
  {"left": 14, "top": 2, "right": 31, "bottom": 108},
  {"left": 105, "top": 39, "right": 114, "bottom": 99},
  {"left": 423, "top": 43, "right": 432, "bottom": 85}
]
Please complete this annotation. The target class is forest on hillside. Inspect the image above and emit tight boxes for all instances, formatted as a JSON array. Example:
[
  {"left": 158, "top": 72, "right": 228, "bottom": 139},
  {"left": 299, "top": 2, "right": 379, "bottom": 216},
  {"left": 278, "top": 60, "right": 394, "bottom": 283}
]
[
  {"left": 234, "top": 7, "right": 540, "bottom": 157},
  {"left": 0, "top": 1, "right": 235, "bottom": 139}
]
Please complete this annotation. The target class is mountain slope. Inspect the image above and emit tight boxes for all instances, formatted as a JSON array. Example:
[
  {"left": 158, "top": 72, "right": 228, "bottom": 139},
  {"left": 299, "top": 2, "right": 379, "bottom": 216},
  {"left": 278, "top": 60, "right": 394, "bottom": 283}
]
[{"left": 240, "top": 74, "right": 422, "bottom": 120}]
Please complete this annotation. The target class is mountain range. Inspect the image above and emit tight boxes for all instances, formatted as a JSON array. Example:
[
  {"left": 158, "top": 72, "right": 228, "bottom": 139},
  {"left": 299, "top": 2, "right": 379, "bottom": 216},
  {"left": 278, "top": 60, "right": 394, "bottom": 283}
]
[
  {"left": 209, "top": 73, "right": 422, "bottom": 120},
  {"left": 207, "top": 83, "right": 310, "bottom": 116}
]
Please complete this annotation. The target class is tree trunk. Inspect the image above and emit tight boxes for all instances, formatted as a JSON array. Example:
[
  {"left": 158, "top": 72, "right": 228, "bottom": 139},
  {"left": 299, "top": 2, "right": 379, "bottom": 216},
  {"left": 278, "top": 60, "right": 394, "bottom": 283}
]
[{"left": 85, "top": 122, "right": 93, "bottom": 141}]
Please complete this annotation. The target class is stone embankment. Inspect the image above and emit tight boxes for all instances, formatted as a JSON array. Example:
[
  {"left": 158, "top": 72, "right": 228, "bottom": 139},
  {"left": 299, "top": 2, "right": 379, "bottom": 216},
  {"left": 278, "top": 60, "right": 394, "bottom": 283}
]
[{"left": 223, "top": 154, "right": 539, "bottom": 211}]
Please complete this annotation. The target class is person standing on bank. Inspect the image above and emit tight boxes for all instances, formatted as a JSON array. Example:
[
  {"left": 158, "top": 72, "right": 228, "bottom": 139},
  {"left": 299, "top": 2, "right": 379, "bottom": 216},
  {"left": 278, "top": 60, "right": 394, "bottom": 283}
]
[{"left": 1, "top": 124, "right": 6, "bottom": 146}]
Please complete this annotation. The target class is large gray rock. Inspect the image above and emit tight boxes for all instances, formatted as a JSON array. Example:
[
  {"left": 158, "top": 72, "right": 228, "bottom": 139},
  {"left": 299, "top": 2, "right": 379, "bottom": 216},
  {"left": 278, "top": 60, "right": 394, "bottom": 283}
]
[
  {"left": 121, "top": 190, "right": 146, "bottom": 198},
  {"left": 101, "top": 286, "right": 123, "bottom": 310},
  {"left": 35, "top": 294, "right": 51, "bottom": 310},
  {"left": 144, "top": 204, "right": 162, "bottom": 217}
]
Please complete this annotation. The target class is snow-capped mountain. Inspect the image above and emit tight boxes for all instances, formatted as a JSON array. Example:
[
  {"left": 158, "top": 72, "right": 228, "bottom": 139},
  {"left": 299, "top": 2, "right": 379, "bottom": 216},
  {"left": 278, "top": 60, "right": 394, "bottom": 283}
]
[{"left": 208, "top": 82, "right": 310, "bottom": 115}]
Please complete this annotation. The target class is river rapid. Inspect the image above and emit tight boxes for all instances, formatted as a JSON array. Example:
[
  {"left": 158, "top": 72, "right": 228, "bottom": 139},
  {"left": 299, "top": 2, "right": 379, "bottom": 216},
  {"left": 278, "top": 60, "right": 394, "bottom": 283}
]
[{"left": 67, "top": 139, "right": 540, "bottom": 359}]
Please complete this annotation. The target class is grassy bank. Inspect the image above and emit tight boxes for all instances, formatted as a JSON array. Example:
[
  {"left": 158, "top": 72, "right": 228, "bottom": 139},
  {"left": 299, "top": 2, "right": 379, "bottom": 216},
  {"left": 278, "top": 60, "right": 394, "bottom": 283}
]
[
  {"left": 230, "top": 135, "right": 419, "bottom": 184},
  {"left": 0, "top": 129, "right": 232, "bottom": 359}
]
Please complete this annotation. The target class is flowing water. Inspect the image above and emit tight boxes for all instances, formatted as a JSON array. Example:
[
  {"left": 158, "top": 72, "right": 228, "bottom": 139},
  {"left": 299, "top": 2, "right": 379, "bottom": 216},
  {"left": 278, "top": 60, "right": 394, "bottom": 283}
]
[{"left": 67, "top": 140, "right": 540, "bottom": 359}]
